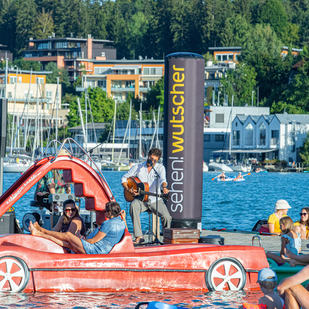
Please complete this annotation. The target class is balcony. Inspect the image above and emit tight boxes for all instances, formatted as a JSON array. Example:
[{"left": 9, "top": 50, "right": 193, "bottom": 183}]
[
  {"left": 271, "top": 138, "right": 279, "bottom": 147},
  {"left": 111, "top": 87, "right": 135, "bottom": 92},
  {"left": 139, "top": 87, "right": 151, "bottom": 92}
]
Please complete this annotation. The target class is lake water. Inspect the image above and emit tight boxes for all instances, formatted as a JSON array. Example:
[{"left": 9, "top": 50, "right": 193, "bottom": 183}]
[{"left": 2, "top": 171, "right": 307, "bottom": 308}]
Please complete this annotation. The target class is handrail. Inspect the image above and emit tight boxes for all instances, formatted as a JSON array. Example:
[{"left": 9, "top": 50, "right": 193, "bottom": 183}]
[
  {"left": 252, "top": 235, "right": 262, "bottom": 247},
  {"left": 40, "top": 138, "right": 111, "bottom": 196}
]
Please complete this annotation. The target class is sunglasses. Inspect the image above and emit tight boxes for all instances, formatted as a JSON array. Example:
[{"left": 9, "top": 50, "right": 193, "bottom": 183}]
[
  {"left": 65, "top": 208, "right": 76, "bottom": 213},
  {"left": 300, "top": 213, "right": 308, "bottom": 216}
]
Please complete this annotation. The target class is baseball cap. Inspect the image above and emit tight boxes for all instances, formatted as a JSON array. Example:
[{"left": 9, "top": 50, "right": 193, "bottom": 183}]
[
  {"left": 257, "top": 268, "right": 277, "bottom": 282},
  {"left": 275, "top": 199, "right": 291, "bottom": 210}
]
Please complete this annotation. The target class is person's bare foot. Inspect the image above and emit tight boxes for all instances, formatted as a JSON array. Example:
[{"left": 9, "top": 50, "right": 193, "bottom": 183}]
[
  {"left": 281, "top": 254, "right": 290, "bottom": 260},
  {"left": 29, "top": 222, "right": 40, "bottom": 236},
  {"left": 286, "top": 258, "right": 298, "bottom": 267},
  {"left": 33, "top": 221, "right": 42, "bottom": 231},
  {"left": 285, "top": 248, "right": 297, "bottom": 259}
]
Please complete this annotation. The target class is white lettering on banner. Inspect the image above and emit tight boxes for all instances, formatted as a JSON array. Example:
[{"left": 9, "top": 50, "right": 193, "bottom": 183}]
[
  {"left": 169, "top": 156, "right": 184, "bottom": 212},
  {"left": 5, "top": 172, "right": 42, "bottom": 205}
]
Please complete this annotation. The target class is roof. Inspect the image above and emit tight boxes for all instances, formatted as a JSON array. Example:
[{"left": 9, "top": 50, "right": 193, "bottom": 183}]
[
  {"left": 0, "top": 69, "right": 52, "bottom": 75},
  {"left": 208, "top": 47, "right": 242, "bottom": 51},
  {"left": 92, "top": 59, "right": 164, "bottom": 65},
  {"left": 250, "top": 115, "right": 260, "bottom": 123},
  {"left": 275, "top": 114, "right": 309, "bottom": 124},
  {"left": 235, "top": 115, "right": 247, "bottom": 124},
  {"left": 262, "top": 115, "right": 275, "bottom": 124},
  {"left": 29, "top": 37, "right": 114, "bottom": 44}
]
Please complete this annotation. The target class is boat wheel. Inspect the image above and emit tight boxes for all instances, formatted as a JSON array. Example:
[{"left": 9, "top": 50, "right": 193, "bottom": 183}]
[
  {"left": 0, "top": 256, "right": 29, "bottom": 292},
  {"left": 206, "top": 257, "right": 246, "bottom": 291}
]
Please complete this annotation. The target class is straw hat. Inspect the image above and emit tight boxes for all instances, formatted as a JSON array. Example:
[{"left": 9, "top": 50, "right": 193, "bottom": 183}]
[{"left": 275, "top": 199, "right": 291, "bottom": 210}]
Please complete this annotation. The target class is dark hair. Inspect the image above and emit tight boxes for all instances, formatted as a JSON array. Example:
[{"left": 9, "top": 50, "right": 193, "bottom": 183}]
[
  {"left": 148, "top": 148, "right": 162, "bottom": 159},
  {"left": 105, "top": 201, "right": 121, "bottom": 217},
  {"left": 300, "top": 207, "right": 309, "bottom": 228},
  {"left": 258, "top": 280, "right": 277, "bottom": 291},
  {"left": 63, "top": 199, "right": 79, "bottom": 224}
]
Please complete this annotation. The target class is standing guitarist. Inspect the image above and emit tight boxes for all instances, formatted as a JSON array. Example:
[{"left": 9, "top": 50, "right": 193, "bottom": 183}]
[{"left": 121, "top": 148, "right": 172, "bottom": 244}]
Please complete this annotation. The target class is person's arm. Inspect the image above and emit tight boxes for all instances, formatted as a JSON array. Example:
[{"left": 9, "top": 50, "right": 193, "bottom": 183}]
[
  {"left": 52, "top": 215, "right": 64, "bottom": 231},
  {"left": 65, "top": 184, "right": 71, "bottom": 194},
  {"left": 67, "top": 218, "right": 82, "bottom": 235},
  {"left": 158, "top": 165, "right": 169, "bottom": 194},
  {"left": 121, "top": 164, "right": 139, "bottom": 195},
  {"left": 86, "top": 230, "right": 106, "bottom": 244},
  {"left": 277, "top": 264, "right": 309, "bottom": 295},
  {"left": 280, "top": 235, "right": 289, "bottom": 256},
  {"left": 120, "top": 210, "right": 128, "bottom": 230}
]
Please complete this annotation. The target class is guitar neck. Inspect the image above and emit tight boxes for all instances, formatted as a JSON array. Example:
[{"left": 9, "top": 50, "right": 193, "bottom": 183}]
[{"left": 139, "top": 190, "right": 164, "bottom": 198}]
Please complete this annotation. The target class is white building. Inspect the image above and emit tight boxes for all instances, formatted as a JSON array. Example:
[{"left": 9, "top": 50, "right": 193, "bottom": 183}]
[
  {"left": 203, "top": 106, "right": 269, "bottom": 162},
  {"left": 231, "top": 114, "right": 309, "bottom": 163}
]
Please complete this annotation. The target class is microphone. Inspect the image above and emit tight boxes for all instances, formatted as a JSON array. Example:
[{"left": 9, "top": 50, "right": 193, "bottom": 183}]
[{"left": 147, "top": 158, "right": 153, "bottom": 166}]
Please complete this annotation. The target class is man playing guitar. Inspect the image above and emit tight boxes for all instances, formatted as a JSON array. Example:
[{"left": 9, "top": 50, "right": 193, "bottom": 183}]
[{"left": 121, "top": 148, "right": 172, "bottom": 244}]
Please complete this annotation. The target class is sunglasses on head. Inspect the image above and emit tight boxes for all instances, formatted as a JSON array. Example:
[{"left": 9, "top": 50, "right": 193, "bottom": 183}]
[
  {"left": 300, "top": 212, "right": 308, "bottom": 216},
  {"left": 65, "top": 208, "right": 76, "bottom": 213}
]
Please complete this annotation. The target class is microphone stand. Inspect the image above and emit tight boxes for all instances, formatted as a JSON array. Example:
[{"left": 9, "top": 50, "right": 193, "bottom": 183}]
[{"left": 151, "top": 163, "right": 163, "bottom": 245}]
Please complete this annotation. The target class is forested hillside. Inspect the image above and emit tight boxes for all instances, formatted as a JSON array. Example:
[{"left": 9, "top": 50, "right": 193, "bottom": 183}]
[
  {"left": 1, "top": 0, "right": 309, "bottom": 113},
  {"left": 1, "top": 0, "right": 309, "bottom": 58}
]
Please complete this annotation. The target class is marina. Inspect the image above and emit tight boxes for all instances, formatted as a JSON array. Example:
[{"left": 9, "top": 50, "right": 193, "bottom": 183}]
[{"left": 1, "top": 169, "right": 309, "bottom": 307}]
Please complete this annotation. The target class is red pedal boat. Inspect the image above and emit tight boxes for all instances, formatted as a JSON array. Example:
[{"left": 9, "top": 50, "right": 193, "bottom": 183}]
[{"left": 0, "top": 140, "right": 268, "bottom": 293}]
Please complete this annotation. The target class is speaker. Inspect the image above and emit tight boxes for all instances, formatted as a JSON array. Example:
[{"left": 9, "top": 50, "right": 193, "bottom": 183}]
[{"left": 0, "top": 99, "right": 7, "bottom": 158}]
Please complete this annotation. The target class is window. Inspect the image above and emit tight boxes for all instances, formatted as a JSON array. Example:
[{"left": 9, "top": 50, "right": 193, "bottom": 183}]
[
  {"left": 259, "top": 123, "right": 266, "bottom": 145},
  {"left": 233, "top": 131, "right": 240, "bottom": 146},
  {"left": 228, "top": 55, "right": 233, "bottom": 60},
  {"left": 85, "top": 81, "right": 95, "bottom": 88},
  {"left": 235, "top": 54, "right": 240, "bottom": 61},
  {"left": 38, "top": 42, "right": 51, "bottom": 49},
  {"left": 98, "top": 80, "right": 106, "bottom": 87},
  {"left": 10, "top": 77, "right": 17, "bottom": 84},
  {"left": 55, "top": 42, "right": 68, "bottom": 48},
  {"left": 271, "top": 130, "right": 279, "bottom": 146},
  {"left": 215, "top": 114, "right": 224, "bottom": 123},
  {"left": 36, "top": 77, "right": 44, "bottom": 84},
  {"left": 157, "top": 67, "right": 163, "bottom": 75},
  {"left": 46, "top": 91, "right": 52, "bottom": 99},
  {"left": 222, "top": 55, "right": 227, "bottom": 61},
  {"left": 245, "top": 123, "right": 253, "bottom": 146},
  {"left": 216, "top": 55, "right": 222, "bottom": 61},
  {"left": 8, "top": 92, "right": 12, "bottom": 98},
  {"left": 215, "top": 135, "right": 224, "bottom": 142},
  {"left": 151, "top": 68, "right": 156, "bottom": 75},
  {"left": 18, "top": 76, "right": 22, "bottom": 83},
  {"left": 94, "top": 67, "right": 112, "bottom": 75},
  {"left": 143, "top": 68, "right": 149, "bottom": 75},
  {"left": 204, "top": 134, "right": 210, "bottom": 141}
]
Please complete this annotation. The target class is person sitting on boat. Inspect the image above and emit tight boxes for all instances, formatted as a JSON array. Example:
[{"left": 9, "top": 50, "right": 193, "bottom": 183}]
[
  {"left": 277, "top": 263, "right": 309, "bottom": 308},
  {"left": 29, "top": 201, "right": 126, "bottom": 254},
  {"left": 256, "top": 168, "right": 261, "bottom": 173},
  {"left": 121, "top": 148, "right": 172, "bottom": 244},
  {"left": 34, "top": 149, "right": 72, "bottom": 212},
  {"left": 233, "top": 172, "right": 243, "bottom": 181},
  {"left": 266, "top": 216, "right": 301, "bottom": 266},
  {"left": 267, "top": 199, "right": 291, "bottom": 236},
  {"left": 294, "top": 207, "right": 309, "bottom": 240},
  {"left": 32, "top": 199, "right": 86, "bottom": 239},
  {"left": 219, "top": 171, "right": 226, "bottom": 181}
]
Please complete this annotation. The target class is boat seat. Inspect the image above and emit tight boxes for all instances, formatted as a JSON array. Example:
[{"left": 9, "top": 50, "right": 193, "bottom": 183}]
[{"left": 109, "top": 229, "right": 135, "bottom": 254}]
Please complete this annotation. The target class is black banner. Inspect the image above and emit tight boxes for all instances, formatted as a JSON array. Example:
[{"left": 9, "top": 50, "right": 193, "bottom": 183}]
[{"left": 163, "top": 53, "right": 205, "bottom": 229}]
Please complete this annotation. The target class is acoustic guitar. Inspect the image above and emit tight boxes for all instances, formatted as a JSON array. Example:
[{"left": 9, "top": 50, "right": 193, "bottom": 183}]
[{"left": 124, "top": 176, "right": 169, "bottom": 202}]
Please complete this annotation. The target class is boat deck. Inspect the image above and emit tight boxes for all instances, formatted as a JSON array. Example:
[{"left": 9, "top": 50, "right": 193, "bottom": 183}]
[{"left": 200, "top": 230, "right": 309, "bottom": 255}]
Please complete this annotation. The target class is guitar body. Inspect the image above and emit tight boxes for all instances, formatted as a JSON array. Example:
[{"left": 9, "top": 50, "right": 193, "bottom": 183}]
[{"left": 124, "top": 177, "right": 149, "bottom": 202}]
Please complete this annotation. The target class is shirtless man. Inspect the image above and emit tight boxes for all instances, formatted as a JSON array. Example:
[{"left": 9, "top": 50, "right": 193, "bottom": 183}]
[
  {"left": 277, "top": 264, "right": 309, "bottom": 309},
  {"left": 219, "top": 171, "right": 226, "bottom": 181},
  {"left": 233, "top": 172, "right": 243, "bottom": 181}
]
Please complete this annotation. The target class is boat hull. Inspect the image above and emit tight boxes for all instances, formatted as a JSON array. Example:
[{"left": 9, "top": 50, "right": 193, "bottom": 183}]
[
  {"left": 0, "top": 234, "right": 268, "bottom": 293},
  {"left": 215, "top": 178, "right": 245, "bottom": 182}
]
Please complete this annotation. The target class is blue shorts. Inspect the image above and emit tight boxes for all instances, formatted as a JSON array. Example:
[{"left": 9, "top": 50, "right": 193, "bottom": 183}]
[{"left": 81, "top": 239, "right": 112, "bottom": 254}]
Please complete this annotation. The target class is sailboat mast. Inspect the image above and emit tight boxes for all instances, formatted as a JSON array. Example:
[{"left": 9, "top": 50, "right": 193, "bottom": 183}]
[
  {"left": 56, "top": 77, "right": 59, "bottom": 141},
  {"left": 139, "top": 102, "right": 142, "bottom": 159},
  {"left": 24, "top": 69, "right": 32, "bottom": 148},
  {"left": 111, "top": 100, "right": 117, "bottom": 162},
  {"left": 10, "top": 68, "right": 18, "bottom": 156},
  {"left": 32, "top": 78, "right": 40, "bottom": 161},
  {"left": 229, "top": 95, "right": 234, "bottom": 157}
]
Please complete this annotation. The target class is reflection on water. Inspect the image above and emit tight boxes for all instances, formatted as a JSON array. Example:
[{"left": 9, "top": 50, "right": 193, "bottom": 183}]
[{"left": 0, "top": 290, "right": 263, "bottom": 308}]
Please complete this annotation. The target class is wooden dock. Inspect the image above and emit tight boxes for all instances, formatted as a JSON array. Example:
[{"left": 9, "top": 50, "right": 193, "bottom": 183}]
[{"left": 201, "top": 230, "right": 309, "bottom": 255}]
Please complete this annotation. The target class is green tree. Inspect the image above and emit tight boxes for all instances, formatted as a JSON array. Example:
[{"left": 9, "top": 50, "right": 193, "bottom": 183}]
[
  {"left": 13, "top": 59, "right": 41, "bottom": 71},
  {"left": 299, "top": 132, "right": 309, "bottom": 165},
  {"left": 67, "top": 87, "right": 114, "bottom": 127},
  {"left": 32, "top": 8, "right": 54, "bottom": 39},
  {"left": 145, "top": 77, "right": 164, "bottom": 110},
  {"left": 15, "top": 0, "right": 37, "bottom": 53}
]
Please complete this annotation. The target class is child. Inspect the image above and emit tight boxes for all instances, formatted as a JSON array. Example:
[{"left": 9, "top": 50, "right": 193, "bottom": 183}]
[
  {"left": 266, "top": 216, "right": 301, "bottom": 265},
  {"left": 240, "top": 268, "right": 283, "bottom": 309}
]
